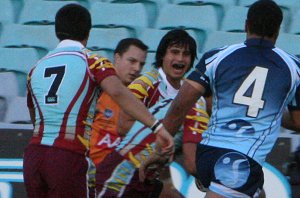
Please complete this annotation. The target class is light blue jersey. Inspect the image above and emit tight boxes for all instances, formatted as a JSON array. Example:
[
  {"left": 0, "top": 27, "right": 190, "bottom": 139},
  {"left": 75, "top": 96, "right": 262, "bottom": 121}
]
[
  {"left": 188, "top": 38, "right": 300, "bottom": 165},
  {"left": 27, "top": 40, "right": 116, "bottom": 154}
]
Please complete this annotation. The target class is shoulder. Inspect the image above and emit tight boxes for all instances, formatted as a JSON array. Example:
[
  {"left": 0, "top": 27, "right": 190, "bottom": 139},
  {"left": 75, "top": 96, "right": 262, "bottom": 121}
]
[
  {"left": 84, "top": 49, "right": 114, "bottom": 70},
  {"left": 128, "top": 69, "right": 161, "bottom": 91}
]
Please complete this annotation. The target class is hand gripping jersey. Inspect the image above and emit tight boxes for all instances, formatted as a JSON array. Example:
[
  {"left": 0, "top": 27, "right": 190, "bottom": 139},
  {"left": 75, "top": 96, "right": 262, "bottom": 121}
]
[
  {"left": 27, "top": 42, "right": 116, "bottom": 155},
  {"left": 188, "top": 38, "right": 300, "bottom": 165}
]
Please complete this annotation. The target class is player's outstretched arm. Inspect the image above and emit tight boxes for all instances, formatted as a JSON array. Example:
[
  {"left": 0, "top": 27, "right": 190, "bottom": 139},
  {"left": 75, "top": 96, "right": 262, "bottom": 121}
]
[
  {"left": 164, "top": 79, "right": 206, "bottom": 136},
  {"left": 101, "top": 75, "right": 174, "bottom": 154}
]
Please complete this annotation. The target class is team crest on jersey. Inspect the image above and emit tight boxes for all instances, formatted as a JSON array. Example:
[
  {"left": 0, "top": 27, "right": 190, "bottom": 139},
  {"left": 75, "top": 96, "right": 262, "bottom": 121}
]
[{"left": 104, "top": 108, "right": 113, "bottom": 118}]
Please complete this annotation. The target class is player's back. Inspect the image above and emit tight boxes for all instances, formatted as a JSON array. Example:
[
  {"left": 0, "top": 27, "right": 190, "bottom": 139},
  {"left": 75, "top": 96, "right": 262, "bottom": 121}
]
[
  {"left": 28, "top": 46, "right": 96, "bottom": 153},
  {"left": 201, "top": 38, "right": 300, "bottom": 164}
]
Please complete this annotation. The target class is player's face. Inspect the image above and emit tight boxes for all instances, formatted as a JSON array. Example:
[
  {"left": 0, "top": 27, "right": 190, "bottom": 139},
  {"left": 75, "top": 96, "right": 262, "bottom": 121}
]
[
  {"left": 114, "top": 45, "right": 147, "bottom": 85},
  {"left": 162, "top": 44, "right": 192, "bottom": 88}
]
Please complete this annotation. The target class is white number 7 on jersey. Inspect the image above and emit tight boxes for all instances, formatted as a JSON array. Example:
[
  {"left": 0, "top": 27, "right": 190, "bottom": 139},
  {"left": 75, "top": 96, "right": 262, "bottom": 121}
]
[{"left": 233, "top": 66, "right": 268, "bottom": 118}]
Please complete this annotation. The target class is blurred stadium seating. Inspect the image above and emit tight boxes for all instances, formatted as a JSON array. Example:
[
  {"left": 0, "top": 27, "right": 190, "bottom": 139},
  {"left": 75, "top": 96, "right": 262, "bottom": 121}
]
[
  {"left": 0, "top": 0, "right": 299, "bottom": 118},
  {"left": 1, "top": 1, "right": 300, "bottom": 197}
]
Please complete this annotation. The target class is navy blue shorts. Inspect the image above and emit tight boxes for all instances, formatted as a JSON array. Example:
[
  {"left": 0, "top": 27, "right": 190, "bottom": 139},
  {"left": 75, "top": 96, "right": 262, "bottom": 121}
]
[{"left": 196, "top": 144, "right": 264, "bottom": 197}]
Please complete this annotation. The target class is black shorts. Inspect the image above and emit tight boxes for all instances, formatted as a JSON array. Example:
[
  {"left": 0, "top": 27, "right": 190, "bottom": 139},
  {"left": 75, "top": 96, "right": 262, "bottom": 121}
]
[{"left": 196, "top": 144, "right": 264, "bottom": 197}]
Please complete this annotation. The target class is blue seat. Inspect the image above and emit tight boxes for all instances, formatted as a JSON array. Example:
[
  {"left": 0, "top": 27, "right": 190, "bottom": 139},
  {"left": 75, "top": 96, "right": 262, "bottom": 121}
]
[
  {"left": 155, "top": 4, "right": 218, "bottom": 32},
  {"left": 0, "top": 47, "right": 39, "bottom": 75},
  {"left": 0, "top": 0, "right": 15, "bottom": 23},
  {"left": 220, "top": 6, "right": 248, "bottom": 32},
  {"left": 276, "top": 33, "right": 300, "bottom": 56},
  {"left": 288, "top": 9, "right": 300, "bottom": 34},
  {"left": 202, "top": 31, "right": 246, "bottom": 52},
  {"left": 90, "top": 2, "right": 148, "bottom": 36},
  {"left": 0, "top": 47, "right": 39, "bottom": 96},
  {"left": 0, "top": 72, "right": 19, "bottom": 121},
  {"left": 4, "top": 96, "right": 31, "bottom": 124},
  {"left": 171, "top": 0, "right": 236, "bottom": 28},
  {"left": 104, "top": 0, "right": 162, "bottom": 28},
  {"left": 19, "top": 0, "right": 78, "bottom": 25},
  {"left": 87, "top": 27, "right": 132, "bottom": 53},
  {"left": 155, "top": 4, "right": 216, "bottom": 50},
  {"left": 0, "top": 24, "right": 58, "bottom": 57},
  {"left": 138, "top": 28, "right": 169, "bottom": 52},
  {"left": 142, "top": 52, "right": 156, "bottom": 73}
]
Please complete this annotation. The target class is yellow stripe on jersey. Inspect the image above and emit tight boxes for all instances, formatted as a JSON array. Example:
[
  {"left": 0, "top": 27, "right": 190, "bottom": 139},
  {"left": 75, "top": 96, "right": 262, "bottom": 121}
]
[
  {"left": 189, "top": 125, "right": 208, "bottom": 134},
  {"left": 138, "top": 76, "right": 155, "bottom": 88},
  {"left": 132, "top": 93, "right": 144, "bottom": 99},
  {"left": 145, "top": 70, "right": 159, "bottom": 80},
  {"left": 186, "top": 115, "right": 209, "bottom": 123},
  {"left": 146, "top": 143, "right": 154, "bottom": 154},
  {"left": 128, "top": 84, "right": 149, "bottom": 97},
  {"left": 89, "top": 57, "right": 114, "bottom": 70},
  {"left": 192, "top": 108, "right": 209, "bottom": 117},
  {"left": 77, "top": 134, "right": 89, "bottom": 149},
  {"left": 128, "top": 152, "right": 141, "bottom": 168}
]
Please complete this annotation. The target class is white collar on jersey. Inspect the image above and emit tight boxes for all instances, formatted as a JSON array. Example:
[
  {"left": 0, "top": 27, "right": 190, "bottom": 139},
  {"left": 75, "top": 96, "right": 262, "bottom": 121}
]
[
  {"left": 158, "top": 68, "right": 183, "bottom": 98},
  {"left": 56, "top": 39, "right": 84, "bottom": 49}
]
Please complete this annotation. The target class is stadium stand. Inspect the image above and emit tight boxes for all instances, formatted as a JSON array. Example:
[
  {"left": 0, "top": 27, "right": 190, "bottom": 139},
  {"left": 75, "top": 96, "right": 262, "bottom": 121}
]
[
  {"left": 171, "top": 0, "right": 236, "bottom": 28},
  {"left": 220, "top": 6, "right": 248, "bottom": 32},
  {"left": 155, "top": 4, "right": 218, "bottom": 31},
  {"left": 105, "top": 0, "right": 162, "bottom": 28},
  {"left": 0, "top": 0, "right": 300, "bottom": 197},
  {"left": 276, "top": 33, "right": 300, "bottom": 57},
  {"left": 155, "top": 4, "right": 216, "bottom": 52},
  {"left": 0, "top": 0, "right": 15, "bottom": 23},
  {"left": 18, "top": 0, "right": 78, "bottom": 25},
  {"left": 0, "top": 72, "right": 19, "bottom": 121},
  {"left": 0, "top": 24, "right": 58, "bottom": 57},
  {"left": 87, "top": 27, "right": 132, "bottom": 53},
  {"left": 4, "top": 96, "right": 31, "bottom": 124},
  {"left": 202, "top": 31, "right": 246, "bottom": 52},
  {"left": 90, "top": 2, "right": 148, "bottom": 37},
  {"left": 289, "top": 9, "right": 300, "bottom": 34},
  {"left": 138, "top": 28, "right": 173, "bottom": 52},
  {"left": 143, "top": 51, "right": 156, "bottom": 73},
  {"left": 0, "top": 47, "right": 39, "bottom": 96}
]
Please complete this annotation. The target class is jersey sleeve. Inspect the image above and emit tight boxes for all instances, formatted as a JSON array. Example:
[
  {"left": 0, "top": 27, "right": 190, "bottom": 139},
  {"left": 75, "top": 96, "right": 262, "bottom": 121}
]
[
  {"left": 182, "top": 99, "right": 210, "bottom": 144},
  {"left": 127, "top": 71, "right": 160, "bottom": 107},
  {"left": 87, "top": 53, "right": 117, "bottom": 85},
  {"left": 187, "top": 54, "right": 211, "bottom": 95}
]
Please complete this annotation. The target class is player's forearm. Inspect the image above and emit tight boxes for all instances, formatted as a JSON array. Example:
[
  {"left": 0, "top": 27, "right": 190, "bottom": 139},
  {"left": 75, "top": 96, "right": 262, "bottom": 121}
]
[
  {"left": 164, "top": 81, "right": 203, "bottom": 136},
  {"left": 102, "top": 76, "right": 156, "bottom": 128}
]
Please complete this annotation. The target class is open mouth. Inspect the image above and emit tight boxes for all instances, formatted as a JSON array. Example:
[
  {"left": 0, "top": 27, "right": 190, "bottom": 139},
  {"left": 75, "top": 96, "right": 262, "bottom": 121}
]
[{"left": 172, "top": 63, "right": 185, "bottom": 69}]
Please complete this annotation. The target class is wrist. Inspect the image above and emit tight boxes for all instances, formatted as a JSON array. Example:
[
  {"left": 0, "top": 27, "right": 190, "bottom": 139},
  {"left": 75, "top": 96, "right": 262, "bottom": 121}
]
[{"left": 151, "top": 119, "right": 163, "bottom": 134}]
